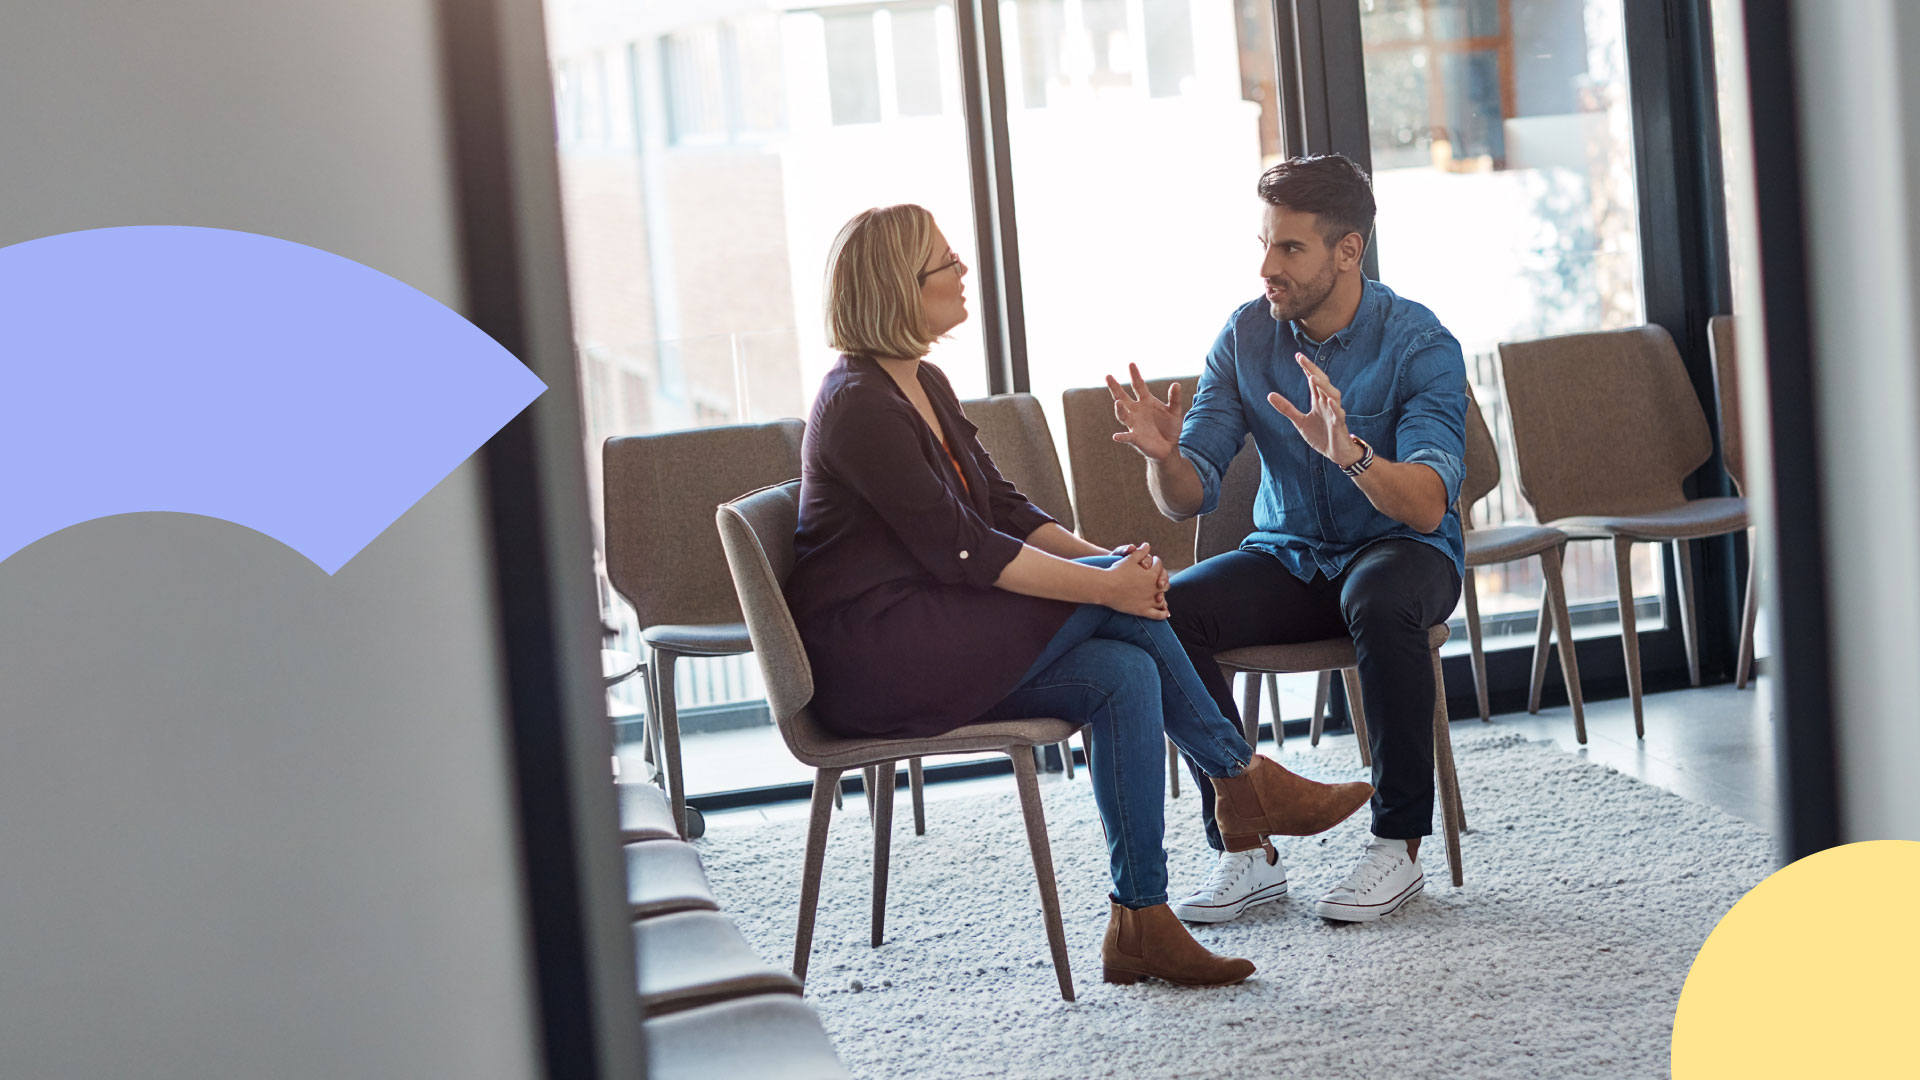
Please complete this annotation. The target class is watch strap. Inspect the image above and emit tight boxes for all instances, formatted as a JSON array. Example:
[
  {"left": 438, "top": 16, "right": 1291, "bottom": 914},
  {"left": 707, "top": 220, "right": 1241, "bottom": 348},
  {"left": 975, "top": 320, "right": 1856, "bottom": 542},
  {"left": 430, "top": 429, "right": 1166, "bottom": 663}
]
[{"left": 1341, "top": 435, "right": 1374, "bottom": 478}]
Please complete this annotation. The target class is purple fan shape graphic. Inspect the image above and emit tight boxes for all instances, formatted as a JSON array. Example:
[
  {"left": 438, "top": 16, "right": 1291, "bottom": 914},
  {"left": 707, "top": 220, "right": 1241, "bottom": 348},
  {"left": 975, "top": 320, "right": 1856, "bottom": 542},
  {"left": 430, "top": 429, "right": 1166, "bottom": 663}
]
[{"left": 0, "top": 226, "right": 547, "bottom": 574}]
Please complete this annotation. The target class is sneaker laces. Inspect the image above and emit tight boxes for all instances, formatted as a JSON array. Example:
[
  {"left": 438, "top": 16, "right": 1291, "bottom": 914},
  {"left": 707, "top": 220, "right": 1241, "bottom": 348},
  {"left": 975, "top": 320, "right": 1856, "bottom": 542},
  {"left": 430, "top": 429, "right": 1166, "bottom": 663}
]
[
  {"left": 1200, "top": 849, "right": 1256, "bottom": 897},
  {"left": 1337, "top": 842, "right": 1407, "bottom": 895}
]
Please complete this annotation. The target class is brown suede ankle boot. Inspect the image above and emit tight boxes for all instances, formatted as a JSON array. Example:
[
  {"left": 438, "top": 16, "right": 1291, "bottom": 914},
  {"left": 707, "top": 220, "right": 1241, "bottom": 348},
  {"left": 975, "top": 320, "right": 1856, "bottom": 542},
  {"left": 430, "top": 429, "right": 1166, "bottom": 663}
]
[
  {"left": 1210, "top": 754, "right": 1373, "bottom": 842},
  {"left": 1101, "top": 901, "right": 1255, "bottom": 987}
]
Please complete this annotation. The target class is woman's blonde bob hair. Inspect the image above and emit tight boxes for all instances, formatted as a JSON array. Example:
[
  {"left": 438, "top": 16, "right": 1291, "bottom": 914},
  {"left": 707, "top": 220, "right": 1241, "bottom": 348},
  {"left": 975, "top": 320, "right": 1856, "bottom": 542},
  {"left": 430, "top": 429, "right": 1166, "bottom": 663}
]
[{"left": 823, "top": 204, "right": 941, "bottom": 360}]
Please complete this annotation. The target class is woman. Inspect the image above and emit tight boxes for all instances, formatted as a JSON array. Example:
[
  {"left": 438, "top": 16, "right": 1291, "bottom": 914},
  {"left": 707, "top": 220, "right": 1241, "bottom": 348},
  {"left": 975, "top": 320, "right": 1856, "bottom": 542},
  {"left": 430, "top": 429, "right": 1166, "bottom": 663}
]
[{"left": 785, "top": 204, "right": 1372, "bottom": 988}]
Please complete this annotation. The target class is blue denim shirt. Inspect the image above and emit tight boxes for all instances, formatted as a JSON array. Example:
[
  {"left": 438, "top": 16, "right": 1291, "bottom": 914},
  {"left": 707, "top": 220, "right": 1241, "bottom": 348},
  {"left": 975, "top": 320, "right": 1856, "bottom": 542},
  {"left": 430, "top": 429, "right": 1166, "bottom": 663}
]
[{"left": 1179, "top": 278, "right": 1468, "bottom": 583}]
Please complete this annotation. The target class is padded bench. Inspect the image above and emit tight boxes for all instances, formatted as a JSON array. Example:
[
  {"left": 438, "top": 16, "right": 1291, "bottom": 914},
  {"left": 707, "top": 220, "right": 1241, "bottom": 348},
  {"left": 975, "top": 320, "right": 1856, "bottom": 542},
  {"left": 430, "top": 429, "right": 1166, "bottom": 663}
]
[
  {"left": 618, "top": 781, "right": 679, "bottom": 844},
  {"left": 626, "top": 840, "right": 720, "bottom": 920},
  {"left": 645, "top": 993, "right": 851, "bottom": 1080},
  {"left": 635, "top": 910, "right": 802, "bottom": 1017}
]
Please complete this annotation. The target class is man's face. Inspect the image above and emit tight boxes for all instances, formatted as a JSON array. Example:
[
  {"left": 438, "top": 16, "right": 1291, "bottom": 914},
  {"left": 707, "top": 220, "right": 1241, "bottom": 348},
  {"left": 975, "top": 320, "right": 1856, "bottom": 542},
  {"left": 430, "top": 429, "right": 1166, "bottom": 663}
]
[{"left": 1258, "top": 203, "right": 1340, "bottom": 323}]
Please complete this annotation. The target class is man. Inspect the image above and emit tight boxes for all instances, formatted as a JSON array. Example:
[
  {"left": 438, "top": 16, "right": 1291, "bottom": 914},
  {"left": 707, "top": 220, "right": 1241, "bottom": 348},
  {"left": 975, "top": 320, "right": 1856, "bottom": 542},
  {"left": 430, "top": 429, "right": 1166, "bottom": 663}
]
[{"left": 1106, "top": 153, "right": 1466, "bottom": 923}]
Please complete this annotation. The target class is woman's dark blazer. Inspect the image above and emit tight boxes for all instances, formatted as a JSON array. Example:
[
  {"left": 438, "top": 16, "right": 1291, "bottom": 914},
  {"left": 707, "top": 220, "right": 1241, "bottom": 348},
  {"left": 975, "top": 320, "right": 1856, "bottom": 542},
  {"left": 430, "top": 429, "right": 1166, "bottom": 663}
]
[{"left": 786, "top": 353, "right": 1076, "bottom": 739}]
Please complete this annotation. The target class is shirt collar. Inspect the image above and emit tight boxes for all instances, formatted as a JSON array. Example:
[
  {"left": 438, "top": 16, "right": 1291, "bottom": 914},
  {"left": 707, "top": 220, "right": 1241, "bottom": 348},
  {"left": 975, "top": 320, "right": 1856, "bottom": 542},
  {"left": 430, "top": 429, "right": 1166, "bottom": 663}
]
[{"left": 1288, "top": 277, "right": 1379, "bottom": 353}]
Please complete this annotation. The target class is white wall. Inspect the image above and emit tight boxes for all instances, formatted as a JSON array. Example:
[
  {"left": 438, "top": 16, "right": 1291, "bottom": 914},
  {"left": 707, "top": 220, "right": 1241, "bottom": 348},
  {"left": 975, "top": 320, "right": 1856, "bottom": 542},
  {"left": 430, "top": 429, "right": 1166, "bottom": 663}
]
[
  {"left": 1785, "top": 0, "right": 1920, "bottom": 841},
  {"left": 0, "top": 3, "right": 543, "bottom": 1077}
]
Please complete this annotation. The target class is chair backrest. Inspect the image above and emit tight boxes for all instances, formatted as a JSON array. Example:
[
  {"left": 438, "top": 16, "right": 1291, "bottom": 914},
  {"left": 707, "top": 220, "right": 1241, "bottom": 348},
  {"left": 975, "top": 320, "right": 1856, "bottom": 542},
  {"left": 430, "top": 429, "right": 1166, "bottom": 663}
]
[
  {"left": 1193, "top": 436, "right": 1260, "bottom": 562},
  {"left": 603, "top": 418, "right": 804, "bottom": 629},
  {"left": 960, "top": 392, "right": 1075, "bottom": 528},
  {"left": 1707, "top": 314, "right": 1745, "bottom": 495},
  {"left": 1459, "top": 385, "right": 1500, "bottom": 524},
  {"left": 714, "top": 481, "right": 838, "bottom": 765},
  {"left": 1061, "top": 375, "right": 1201, "bottom": 571},
  {"left": 1496, "top": 325, "right": 1712, "bottom": 523}
]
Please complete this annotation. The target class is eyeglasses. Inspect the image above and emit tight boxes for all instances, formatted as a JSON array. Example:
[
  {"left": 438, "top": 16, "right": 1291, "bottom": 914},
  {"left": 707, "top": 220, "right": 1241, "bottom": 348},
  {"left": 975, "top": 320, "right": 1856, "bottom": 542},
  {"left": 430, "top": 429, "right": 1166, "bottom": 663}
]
[{"left": 917, "top": 253, "right": 962, "bottom": 285}]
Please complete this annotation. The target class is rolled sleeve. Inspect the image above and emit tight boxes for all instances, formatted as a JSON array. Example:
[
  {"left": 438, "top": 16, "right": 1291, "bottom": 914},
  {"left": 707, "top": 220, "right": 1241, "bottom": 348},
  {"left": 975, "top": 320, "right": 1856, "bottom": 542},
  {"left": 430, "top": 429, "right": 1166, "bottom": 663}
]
[
  {"left": 819, "top": 394, "right": 1023, "bottom": 588},
  {"left": 996, "top": 497, "right": 1056, "bottom": 540},
  {"left": 1178, "top": 314, "right": 1252, "bottom": 517},
  {"left": 1395, "top": 330, "right": 1469, "bottom": 511}
]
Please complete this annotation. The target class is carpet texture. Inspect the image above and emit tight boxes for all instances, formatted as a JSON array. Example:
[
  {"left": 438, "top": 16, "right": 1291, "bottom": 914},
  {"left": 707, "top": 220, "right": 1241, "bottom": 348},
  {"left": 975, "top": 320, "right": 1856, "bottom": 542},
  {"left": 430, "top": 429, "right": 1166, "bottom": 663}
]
[{"left": 697, "top": 734, "right": 1774, "bottom": 1079}]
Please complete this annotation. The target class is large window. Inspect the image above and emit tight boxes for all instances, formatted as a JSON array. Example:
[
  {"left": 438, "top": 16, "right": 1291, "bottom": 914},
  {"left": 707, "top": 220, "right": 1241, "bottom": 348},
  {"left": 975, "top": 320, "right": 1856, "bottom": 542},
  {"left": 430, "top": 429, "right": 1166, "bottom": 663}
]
[
  {"left": 1005, "top": 0, "right": 1285, "bottom": 462},
  {"left": 550, "top": 1, "right": 991, "bottom": 796},
  {"left": 1358, "top": 0, "right": 1662, "bottom": 645},
  {"left": 550, "top": 0, "right": 1722, "bottom": 800}
]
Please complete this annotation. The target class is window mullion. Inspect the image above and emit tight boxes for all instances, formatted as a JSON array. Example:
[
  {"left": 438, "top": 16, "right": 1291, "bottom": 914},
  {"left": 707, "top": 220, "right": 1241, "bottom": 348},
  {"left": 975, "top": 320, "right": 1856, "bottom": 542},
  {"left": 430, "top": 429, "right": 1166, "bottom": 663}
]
[{"left": 954, "top": 0, "right": 1031, "bottom": 394}]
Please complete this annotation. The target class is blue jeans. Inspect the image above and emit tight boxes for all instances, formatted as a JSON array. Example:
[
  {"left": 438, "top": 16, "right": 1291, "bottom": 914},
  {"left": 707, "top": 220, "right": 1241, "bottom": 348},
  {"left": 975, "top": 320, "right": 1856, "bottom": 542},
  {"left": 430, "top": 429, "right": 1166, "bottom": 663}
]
[{"left": 977, "top": 556, "right": 1255, "bottom": 908}]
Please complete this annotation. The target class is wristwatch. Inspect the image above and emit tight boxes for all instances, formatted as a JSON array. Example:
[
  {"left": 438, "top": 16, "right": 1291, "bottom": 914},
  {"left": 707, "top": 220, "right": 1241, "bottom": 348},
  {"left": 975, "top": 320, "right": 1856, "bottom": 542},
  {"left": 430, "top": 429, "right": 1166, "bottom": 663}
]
[{"left": 1340, "top": 435, "right": 1374, "bottom": 478}]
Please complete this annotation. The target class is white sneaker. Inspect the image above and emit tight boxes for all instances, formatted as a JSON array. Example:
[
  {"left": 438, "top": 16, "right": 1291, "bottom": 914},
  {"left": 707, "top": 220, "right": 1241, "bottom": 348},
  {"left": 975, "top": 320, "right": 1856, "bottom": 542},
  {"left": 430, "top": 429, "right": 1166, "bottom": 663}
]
[
  {"left": 1316, "top": 837, "right": 1424, "bottom": 922},
  {"left": 1171, "top": 843, "right": 1288, "bottom": 923}
]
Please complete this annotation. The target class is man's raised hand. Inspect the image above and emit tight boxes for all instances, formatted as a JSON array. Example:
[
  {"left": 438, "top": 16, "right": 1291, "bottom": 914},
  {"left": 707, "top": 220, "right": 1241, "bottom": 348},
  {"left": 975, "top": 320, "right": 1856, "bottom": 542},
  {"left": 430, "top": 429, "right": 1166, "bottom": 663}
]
[
  {"left": 1105, "top": 362, "right": 1185, "bottom": 463},
  {"left": 1267, "top": 352, "right": 1361, "bottom": 468}
]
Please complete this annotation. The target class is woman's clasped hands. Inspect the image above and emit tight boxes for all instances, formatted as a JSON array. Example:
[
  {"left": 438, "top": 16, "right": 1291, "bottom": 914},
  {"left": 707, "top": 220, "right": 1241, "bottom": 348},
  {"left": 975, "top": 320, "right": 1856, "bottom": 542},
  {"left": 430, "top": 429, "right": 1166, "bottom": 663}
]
[{"left": 1103, "top": 542, "right": 1171, "bottom": 619}]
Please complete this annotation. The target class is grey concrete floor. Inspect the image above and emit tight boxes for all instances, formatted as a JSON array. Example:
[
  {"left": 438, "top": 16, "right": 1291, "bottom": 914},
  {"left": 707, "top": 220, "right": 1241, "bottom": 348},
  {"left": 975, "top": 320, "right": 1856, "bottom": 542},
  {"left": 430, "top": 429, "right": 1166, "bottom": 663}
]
[
  {"left": 692, "top": 678, "right": 1778, "bottom": 834},
  {"left": 1454, "top": 679, "right": 1777, "bottom": 831}
]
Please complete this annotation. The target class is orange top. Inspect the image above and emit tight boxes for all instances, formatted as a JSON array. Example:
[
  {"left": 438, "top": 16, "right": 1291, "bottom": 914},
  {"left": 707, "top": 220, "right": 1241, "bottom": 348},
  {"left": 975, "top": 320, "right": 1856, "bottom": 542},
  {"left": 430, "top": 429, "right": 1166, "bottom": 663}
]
[{"left": 944, "top": 443, "right": 970, "bottom": 494}]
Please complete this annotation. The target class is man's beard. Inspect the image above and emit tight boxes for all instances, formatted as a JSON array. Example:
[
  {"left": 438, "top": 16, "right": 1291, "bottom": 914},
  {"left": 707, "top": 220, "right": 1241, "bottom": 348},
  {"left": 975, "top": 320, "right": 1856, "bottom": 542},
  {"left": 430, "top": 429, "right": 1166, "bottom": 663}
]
[{"left": 1267, "top": 261, "right": 1337, "bottom": 323}]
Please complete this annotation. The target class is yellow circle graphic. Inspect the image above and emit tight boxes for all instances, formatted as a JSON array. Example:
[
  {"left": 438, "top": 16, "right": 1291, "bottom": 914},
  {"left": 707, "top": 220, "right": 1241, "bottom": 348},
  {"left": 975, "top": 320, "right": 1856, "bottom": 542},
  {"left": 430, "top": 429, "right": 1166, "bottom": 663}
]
[{"left": 1672, "top": 839, "right": 1920, "bottom": 1077}]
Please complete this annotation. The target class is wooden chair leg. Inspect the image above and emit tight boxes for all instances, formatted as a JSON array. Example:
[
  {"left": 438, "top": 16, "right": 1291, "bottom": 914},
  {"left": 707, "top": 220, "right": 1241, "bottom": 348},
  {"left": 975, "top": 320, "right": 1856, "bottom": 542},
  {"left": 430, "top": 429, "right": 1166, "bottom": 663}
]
[
  {"left": 1736, "top": 531, "right": 1759, "bottom": 689},
  {"left": 908, "top": 758, "right": 926, "bottom": 836},
  {"left": 827, "top": 693, "right": 840, "bottom": 809},
  {"left": 1265, "top": 674, "right": 1284, "bottom": 747},
  {"left": 651, "top": 649, "right": 689, "bottom": 839},
  {"left": 1462, "top": 567, "right": 1491, "bottom": 723},
  {"left": 1540, "top": 544, "right": 1587, "bottom": 745},
  {"left": 1341, "top": 668, "right": 1372, "bottom": 768},
  {"left": 1238, "top": 669, "right": 1261, "bottom": 749},
  {"left": 1010, "top": 749, "right": 1075, "bottom": 1001},
  {"left": 636, "top": 663, "right": 659, "bottom": 768},
  {"left": 871, "top": 762, "right": 895, "bottom": 948},
  {"left": 1674, "top": 539, "right": 1702, "bottom": 687},
  {"left": 1431, "top": 654, "right": 1464, "bottom": 887},
  {"left": 794, "top": 767, "right": 842, "bottom": 981},
  {"left": 1310, "top": 670, "right": 1330, "bottom": 745},
  {"left": 1166, "top": 738, "right": 1180, "bottom": 799},
  {"left": 1527, "top": 585, "right": 1553, "bottom": 715},
  {"left": 864, "top": 766, "right": 878, "bottom": 826},
  {"left": 1060, "top": 739, "right": 1075, "bottom": 780},
  {"left": 1614, "top": 536, "right": 1646, "bottom": 738}
]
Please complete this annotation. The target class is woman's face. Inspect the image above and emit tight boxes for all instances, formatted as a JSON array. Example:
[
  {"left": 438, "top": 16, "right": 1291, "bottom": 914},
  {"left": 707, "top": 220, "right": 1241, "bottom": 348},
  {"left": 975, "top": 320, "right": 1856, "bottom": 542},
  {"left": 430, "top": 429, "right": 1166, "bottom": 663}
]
[{"left": 917, "top": 226, "right": 969, "bottom": 339}]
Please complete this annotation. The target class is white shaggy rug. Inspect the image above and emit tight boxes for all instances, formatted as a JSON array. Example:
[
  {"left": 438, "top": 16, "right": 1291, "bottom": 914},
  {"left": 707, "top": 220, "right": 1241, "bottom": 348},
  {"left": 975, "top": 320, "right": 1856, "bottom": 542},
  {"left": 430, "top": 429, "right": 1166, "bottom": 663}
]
[{"left": 697, "top": 734, "right": 1774, "bottom": 1079}]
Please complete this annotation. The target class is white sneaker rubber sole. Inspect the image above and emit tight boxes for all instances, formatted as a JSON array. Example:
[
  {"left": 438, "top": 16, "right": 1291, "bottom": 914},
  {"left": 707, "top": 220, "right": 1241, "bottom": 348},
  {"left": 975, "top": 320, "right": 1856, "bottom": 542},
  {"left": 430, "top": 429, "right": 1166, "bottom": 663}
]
[
  {"left": 1315, "top": 872, "right": 1424, "bottom": 923},
  {"left": 1171, "top": 879, "right": 1289, "bottom": 924}
]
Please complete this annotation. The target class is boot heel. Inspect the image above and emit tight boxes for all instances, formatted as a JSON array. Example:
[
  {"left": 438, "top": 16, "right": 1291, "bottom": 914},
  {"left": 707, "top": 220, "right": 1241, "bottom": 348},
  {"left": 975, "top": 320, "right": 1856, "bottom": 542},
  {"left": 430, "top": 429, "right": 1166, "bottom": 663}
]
[{"left": 1102, "top": 966, "right": 1141, "bottom": 985}]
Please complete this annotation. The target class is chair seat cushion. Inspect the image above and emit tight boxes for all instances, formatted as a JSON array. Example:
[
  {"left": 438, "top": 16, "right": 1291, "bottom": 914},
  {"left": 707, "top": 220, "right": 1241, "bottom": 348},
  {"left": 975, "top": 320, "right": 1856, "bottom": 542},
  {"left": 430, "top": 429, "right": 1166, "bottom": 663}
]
[
  {"left": 643, "top": 622, "right": 753, "bottom": 656},
  {"left": 646, "top": 994, "right": 851, "bottom": 1080},
  {"left": 1465, "top": 523, "right": 1566, "bottom": 567},
  {"left": 619, "top": 782, "right": 679, "bottom": 843},
  {"left": 1217, "top": 624, "right": 1449, "bottom": 675},
  {"left": 635, "top": 910, "right": 802, "bottom": 1017},
  {"left": 627, "top": 840, "right": 720, "bottom": 919},
  {"left": 795, "top": 715, "right": 1081, "bottom": 770},
  {"left": 1546, "top": 496, "right": 1749, "bottom": 541}
]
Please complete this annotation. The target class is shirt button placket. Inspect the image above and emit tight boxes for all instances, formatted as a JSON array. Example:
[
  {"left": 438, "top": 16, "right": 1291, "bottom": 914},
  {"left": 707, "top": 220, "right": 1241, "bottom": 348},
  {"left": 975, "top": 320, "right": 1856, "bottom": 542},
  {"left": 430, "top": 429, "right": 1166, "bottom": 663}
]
[{"left": 1315, "top": 341, "right": 1344, "bottom": 548}]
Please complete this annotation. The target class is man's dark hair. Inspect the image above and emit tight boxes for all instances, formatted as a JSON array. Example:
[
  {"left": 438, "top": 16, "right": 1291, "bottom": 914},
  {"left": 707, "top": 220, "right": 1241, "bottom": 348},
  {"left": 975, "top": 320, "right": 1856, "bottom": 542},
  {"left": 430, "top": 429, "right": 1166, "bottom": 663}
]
[{"left": 1256, "top": 154, "right": 1376, "bottom": 251}]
